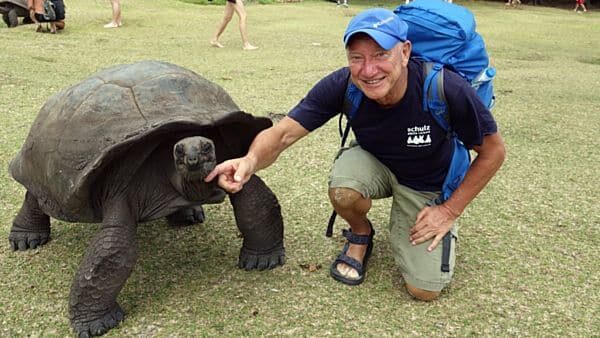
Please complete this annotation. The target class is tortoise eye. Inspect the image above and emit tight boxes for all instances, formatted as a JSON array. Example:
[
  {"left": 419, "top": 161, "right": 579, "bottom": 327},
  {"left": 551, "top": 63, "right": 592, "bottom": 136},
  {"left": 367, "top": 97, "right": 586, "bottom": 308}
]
[
  {"left": 175, "top": 144, "right": 185, "bottom": 156},
  {"left": 201, "top": 143, "right": 212, "bottom": 154}
]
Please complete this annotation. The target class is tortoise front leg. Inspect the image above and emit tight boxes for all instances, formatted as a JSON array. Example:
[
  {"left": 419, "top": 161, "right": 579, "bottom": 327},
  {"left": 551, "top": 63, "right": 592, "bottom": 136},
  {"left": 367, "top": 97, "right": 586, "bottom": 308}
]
[
  {"left": 9, "top": 191, "right": 51, "bottom": 250},
  {"left": 229, "top": 175, "right": 285, "bottom": 270},
  {"left": 69, "top": 199, "right": 137, "bottom": 337}
]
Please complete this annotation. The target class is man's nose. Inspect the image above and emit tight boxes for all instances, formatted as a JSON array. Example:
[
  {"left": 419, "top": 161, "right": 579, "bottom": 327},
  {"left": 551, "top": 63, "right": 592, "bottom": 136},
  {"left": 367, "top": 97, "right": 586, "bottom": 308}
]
[{"left": 362, "top": 59, "right": 378, "bottom": 76}]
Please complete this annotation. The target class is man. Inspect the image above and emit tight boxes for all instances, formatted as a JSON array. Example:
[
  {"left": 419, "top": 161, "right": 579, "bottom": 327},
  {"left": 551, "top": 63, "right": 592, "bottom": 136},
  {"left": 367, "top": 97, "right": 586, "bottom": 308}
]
[
  {"left": 205, "top": 8, "right": 505, "bottom": 301},
  {"left": 27, "top": 0, "right": 65, "bottom": 33}
]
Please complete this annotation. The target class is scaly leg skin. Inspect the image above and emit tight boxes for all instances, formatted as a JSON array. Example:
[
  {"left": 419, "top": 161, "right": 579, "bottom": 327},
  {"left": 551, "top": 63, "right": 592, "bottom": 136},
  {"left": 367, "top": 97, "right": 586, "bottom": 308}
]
[
  {"left": 69, "top": 199, "right": 137, "bottom": 337},
  {"left": 9, "top": 191, "right": 51, "bottom": 251},
  {"left": 229, "top": 175, "right": 285, "bottom": 270}
]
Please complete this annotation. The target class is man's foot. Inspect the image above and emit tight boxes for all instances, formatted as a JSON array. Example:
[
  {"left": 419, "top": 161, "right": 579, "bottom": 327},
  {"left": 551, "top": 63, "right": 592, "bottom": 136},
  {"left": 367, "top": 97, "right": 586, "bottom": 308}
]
[
  {"left": 104, "top": 21, "right": 119, "bottom": 28},
  {"left": 333, "top": 241, "right": 368, "bottom": 280},
  {"left": 210, "top": 40, "right": 224, "bottom": 48},
  {"left": 242, "top": 44, "right": 258, "bottom": 51},
  {"left": 330, "top": 223, "right": 375, "bottom": 286}
]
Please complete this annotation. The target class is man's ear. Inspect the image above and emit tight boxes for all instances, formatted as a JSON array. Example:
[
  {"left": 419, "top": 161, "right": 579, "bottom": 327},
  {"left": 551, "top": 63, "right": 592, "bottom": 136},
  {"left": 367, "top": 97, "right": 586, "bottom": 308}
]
[{"left": 400, "top": 40, "right": 412, "bottom": 66}]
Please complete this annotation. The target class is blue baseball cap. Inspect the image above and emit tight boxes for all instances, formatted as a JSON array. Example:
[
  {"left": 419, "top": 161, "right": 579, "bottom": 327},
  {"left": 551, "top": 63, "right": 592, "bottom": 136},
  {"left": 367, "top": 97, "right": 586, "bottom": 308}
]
[{"left": 343, "top": 8, "right": 408, "bottom": 50}]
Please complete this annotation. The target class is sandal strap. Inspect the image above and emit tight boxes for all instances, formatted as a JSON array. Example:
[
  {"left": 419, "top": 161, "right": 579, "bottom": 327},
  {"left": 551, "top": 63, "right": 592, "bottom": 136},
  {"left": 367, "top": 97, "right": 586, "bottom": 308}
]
[
  {"left": 333, "top": 252, "right": 365, "bottom": 275},
  {"left": 342, "top": 228, "right": 374, "bottom": 245}
]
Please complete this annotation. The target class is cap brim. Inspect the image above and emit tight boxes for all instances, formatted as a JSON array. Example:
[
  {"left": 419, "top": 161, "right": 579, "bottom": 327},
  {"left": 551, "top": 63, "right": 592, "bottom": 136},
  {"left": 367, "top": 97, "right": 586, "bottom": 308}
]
[{"left": 344, "top": 29, "right": 401, "bottom": 50}]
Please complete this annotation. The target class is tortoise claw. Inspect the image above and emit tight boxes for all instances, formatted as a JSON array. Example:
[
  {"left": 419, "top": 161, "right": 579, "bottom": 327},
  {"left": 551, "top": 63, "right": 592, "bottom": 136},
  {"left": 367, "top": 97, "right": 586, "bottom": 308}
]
[
  {"left": 238, "top": 245, "right": 285, "bottom": 271},
  {"left": 72, "top": 303, "right": 124, "bottom": 337},
  {"left": 8, "top": 230, "right": 50, "bottom": 251}
]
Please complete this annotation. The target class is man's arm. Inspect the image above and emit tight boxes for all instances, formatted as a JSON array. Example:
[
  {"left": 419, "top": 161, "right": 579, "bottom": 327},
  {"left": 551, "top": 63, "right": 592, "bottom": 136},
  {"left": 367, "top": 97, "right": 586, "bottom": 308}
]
[
  {"left": 205, "top": 116, "right": 309, "bottom": 193},
  {"left": 409, "top": 132, "right": 506, "bottom": 251},
  {"left": 443, "top": 132, "right": 506, "bottom": 216}
]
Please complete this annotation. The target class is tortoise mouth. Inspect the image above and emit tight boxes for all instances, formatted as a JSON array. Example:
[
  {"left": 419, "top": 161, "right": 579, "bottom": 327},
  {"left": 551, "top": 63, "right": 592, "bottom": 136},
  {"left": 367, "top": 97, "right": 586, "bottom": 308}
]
[{"left": 181, "top": 160, "right": 216, "bottom": 181}]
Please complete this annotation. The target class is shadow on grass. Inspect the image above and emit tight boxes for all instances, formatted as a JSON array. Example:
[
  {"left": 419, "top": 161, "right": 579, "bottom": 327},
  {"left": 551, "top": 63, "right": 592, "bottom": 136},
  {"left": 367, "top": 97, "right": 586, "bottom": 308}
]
[{"left": 579, "top": 57, "right": 600, "bottom": 65}]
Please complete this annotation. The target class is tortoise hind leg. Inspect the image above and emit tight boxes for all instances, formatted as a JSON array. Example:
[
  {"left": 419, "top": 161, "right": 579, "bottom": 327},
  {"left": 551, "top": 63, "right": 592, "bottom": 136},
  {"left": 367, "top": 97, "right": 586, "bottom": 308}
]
[
  {"left": 69, "top": 198, "right": 137, "bottom": 337},
  {"left": 229, "top": 175, "right": 285, "bottom": 271},
  {"left": 165, "top": 205, "right": 205, "bottom": 227},
  {"left": 9, "top": 191, "right": 51, "bottom": 251},
  {"left": 165, "top": 187, "right": 225, "bottom": 227}
]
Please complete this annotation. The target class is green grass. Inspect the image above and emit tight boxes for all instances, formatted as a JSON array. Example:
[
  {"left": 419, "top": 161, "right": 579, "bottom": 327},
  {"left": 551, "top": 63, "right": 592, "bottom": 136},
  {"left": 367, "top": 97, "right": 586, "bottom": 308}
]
[{"left": 1, "top": 0, "right": 599, "bottom": 336}]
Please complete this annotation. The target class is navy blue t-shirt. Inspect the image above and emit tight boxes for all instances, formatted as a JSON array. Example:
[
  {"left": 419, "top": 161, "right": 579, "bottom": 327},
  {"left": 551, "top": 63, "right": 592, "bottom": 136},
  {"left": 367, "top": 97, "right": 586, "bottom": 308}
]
[{"left": 288, "top": 59, "right": 498, "bottom": 192}]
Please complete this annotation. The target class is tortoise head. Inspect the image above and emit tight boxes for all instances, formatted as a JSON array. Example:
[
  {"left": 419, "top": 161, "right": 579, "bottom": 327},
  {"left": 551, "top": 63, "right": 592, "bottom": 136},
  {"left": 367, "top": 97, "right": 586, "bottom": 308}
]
[{"left": 173, "top": 136, "right": 216, "bottom": 181}]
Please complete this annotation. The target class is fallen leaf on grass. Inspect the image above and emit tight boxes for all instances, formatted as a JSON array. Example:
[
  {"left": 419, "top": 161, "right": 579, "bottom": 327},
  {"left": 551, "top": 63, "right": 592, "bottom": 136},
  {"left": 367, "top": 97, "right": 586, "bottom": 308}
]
[{"left": 299, "top": 263, "right": 322, "bottom": 272}]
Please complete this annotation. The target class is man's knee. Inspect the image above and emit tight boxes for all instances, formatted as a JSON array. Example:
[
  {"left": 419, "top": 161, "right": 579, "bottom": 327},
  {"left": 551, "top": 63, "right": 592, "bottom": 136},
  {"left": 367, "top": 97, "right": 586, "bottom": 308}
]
[
  {"left": 328, "top": 187, "right": 363, "bottom": 210},
  {"left": 405, "top": 283, "right": 441, "bottom": 301}
]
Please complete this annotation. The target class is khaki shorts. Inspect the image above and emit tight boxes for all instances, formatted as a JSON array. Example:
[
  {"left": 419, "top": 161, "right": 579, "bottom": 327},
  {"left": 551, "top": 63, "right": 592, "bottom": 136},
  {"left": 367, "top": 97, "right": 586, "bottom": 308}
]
[{"left": 328, "top": 144, "right": 457, "bottom": 292}]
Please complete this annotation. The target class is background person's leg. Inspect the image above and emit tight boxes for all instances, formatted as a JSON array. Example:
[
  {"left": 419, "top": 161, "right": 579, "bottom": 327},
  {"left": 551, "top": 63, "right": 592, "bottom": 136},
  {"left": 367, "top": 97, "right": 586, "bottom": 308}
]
[
  {"left": 211, "top": 2, "right": 235, "bottom": 48},
  {"left": 233, "top": 0, "right": 257, "bottom": 50},
  {"left": 104, "top": 0, "right": 121, "bottom": 28}
]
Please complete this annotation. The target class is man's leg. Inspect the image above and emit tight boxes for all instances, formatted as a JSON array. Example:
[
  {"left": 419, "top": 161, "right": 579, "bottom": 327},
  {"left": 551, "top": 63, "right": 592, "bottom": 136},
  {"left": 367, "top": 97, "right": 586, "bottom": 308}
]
[
  {"left": 388, "top": 184, "right": 457, "bottom": 301},
  {"left": 328, "top": 145, "right": 393, "bottom": 282},
  {"left": 328, "top": 188, "right": 372, "bottom": 280}
]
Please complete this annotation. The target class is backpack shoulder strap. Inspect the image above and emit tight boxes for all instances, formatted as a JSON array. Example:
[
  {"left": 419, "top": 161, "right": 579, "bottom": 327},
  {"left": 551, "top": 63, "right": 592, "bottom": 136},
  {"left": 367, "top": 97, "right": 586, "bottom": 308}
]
[
  {"left": 338, "top": 74, "right": 363, "bottom": 147},
  {"left": 422, "top": 62, "right": 452, "bottom": 137},
  {"left": 343, "top": 78, "right": 363, "bottom": 120}
]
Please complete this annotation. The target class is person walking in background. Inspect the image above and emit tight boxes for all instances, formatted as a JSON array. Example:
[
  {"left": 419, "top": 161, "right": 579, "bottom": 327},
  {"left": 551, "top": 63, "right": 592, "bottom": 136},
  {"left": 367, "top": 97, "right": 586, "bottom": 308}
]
[
  {"left": 336, "top": 0, "right": 349, "bottom": 7},
  {"left": 504, "top": 0, "right": 521, "bottom": 9},
  {"left": 574, "top": 0, "right": 587, "bottom": 12},
  {"left": 104, "top": 0, "right": 122, "bottom": 28},
  {"left": 27, "top": 0, "right": 65, "bottom": 33},
  {"left": 210, "top": 0, "right": 258, "bottom": 51}
]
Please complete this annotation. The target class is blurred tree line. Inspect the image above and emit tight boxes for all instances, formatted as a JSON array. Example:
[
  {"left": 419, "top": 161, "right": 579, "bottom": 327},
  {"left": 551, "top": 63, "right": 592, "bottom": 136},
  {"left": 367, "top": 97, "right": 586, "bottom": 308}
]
[{"left": 492, "top": 0, "right": 593, "bottom": 5}]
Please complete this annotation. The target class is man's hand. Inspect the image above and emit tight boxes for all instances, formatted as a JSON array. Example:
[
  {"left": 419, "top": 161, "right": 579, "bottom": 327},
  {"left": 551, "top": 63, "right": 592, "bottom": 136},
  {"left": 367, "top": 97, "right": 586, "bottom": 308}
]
[
  {"left": 204, "top": 157, "right": 255, "bottom": 194},
  {"left": 409, "top": 204, "right": 459, "bottom": 252}
]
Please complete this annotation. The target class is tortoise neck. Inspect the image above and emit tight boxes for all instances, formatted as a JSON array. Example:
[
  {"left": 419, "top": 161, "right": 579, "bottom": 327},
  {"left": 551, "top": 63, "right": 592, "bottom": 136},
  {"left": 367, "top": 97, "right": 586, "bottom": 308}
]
[{"left": 180, "top": 177, "right": 212, "bottom": 201}]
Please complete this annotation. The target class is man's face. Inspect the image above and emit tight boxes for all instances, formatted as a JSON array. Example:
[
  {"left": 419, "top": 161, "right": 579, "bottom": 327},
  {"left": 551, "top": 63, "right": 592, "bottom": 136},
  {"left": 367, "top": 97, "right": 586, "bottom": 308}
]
[{"left": 346, "top": 35, "right": 411, "bottom": 106}]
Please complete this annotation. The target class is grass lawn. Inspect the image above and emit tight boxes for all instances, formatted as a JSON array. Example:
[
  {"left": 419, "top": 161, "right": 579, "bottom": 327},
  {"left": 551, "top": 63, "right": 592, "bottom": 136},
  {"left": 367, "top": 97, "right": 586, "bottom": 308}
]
[{"left": 1, "top": 0, "right": 598, "bottom": 336}]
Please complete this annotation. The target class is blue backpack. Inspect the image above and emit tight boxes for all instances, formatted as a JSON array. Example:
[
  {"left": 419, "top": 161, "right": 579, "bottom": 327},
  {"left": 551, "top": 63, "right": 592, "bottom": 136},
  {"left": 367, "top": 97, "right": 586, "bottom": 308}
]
[
  {"left": 326, "top": 0, "right": 495, "bottom": 238},
  {"left": 395, "top": 0, "right": 496, "bottom": 108}
]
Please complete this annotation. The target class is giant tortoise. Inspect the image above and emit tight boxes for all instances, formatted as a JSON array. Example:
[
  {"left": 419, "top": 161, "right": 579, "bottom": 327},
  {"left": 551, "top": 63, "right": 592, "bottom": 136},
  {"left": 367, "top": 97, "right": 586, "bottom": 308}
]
[
  {"left": 0, "top": 0, "right": 29, "bottom": 27},
  {"left": 8, "top": 60, "right": 285, "bottom": 337}
]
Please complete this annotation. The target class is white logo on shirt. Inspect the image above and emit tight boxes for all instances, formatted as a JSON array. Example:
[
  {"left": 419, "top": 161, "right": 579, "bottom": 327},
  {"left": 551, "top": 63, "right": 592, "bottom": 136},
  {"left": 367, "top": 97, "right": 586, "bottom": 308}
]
[{"left": 407, "top": 125, "right": 431, "bottom": 147}]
